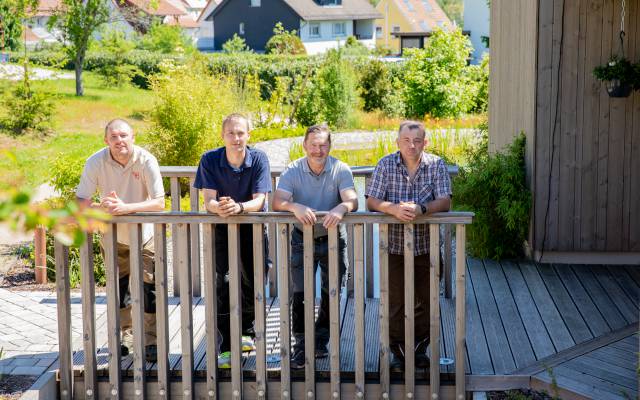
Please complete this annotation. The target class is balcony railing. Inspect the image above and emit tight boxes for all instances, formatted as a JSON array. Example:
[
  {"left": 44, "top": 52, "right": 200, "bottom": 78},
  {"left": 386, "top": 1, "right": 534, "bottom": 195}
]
[{"left": 55, "top": 211, "right": 472, "bottom": 399}]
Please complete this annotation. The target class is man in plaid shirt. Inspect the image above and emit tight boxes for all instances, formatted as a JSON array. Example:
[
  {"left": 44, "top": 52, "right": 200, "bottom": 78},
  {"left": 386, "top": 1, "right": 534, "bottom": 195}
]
[{"left": 365, "top": 120, "right": 452, "bottom": 371}]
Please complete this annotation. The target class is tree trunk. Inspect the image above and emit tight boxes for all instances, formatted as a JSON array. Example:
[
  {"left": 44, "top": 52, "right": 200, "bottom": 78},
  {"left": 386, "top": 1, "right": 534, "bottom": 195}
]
[{"left": 75, "top": 55, "right": 84, "bottom": 96}]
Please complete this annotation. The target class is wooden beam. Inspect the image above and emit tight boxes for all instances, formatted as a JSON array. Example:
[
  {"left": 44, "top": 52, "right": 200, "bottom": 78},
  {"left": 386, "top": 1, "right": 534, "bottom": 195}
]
[
  {"left": 154, "top": 224, "right": 170, "bottom": 399},
  {"left": 202, "top": 224, "right": 218, "bottom": 400},
  {"left": 55, "top": 240, "right": 72, "bottom": 400},
  {"left": 80, "top": 232, "right": 97, "bottom": 399}
]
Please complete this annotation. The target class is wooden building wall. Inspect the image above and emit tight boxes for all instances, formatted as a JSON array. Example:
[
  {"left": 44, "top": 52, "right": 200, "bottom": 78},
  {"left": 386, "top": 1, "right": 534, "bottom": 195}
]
[{"left": 489, "top": 0, "right": 640, "bottom": 262}]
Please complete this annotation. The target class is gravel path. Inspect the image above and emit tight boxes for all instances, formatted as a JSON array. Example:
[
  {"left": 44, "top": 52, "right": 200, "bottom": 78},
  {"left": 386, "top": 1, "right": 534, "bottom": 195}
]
[{"left": 0, "top": 64, "right": 74, "bottom": 81}]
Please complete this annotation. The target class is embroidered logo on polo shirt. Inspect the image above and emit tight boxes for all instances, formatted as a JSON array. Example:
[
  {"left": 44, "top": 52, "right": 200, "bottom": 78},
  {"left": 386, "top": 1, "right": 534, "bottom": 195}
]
[{"left": 132, "top": 171, "right": 140, "bottom": 180}]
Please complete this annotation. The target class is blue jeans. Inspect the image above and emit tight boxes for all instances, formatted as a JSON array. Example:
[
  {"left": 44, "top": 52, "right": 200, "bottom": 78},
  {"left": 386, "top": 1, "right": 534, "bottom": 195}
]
[{"left": 290, "top": 227, "right": 348, "bottom": 352}]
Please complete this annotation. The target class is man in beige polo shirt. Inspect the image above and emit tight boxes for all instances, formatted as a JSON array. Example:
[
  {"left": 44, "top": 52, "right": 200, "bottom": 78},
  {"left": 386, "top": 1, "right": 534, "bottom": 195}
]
[{"left": 76, "top": 119, "right": 165, "bottom": 362}]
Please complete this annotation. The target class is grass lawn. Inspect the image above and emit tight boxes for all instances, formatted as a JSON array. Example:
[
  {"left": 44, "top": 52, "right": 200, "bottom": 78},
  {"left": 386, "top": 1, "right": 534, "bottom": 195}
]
[{"left": 0, "top": 72, "right": 155, "bottom": 189}]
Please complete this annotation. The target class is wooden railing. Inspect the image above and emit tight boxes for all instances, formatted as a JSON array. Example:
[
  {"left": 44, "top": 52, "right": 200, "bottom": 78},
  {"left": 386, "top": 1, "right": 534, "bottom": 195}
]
[
  {"left": 160, "top": 165, "right": 459, "bottom": 299},
  {"left": 55, "top": 211, "right": 472, "bottom": 399}
]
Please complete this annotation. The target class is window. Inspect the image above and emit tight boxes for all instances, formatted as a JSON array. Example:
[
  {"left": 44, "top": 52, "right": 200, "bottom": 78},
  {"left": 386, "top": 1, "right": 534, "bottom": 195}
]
[
  {"left": 375, "top": 26, "right": 383, "bottom": 38},
  {"left": 392, "top": 25, "right": 400, "bottom": 33},
  {"left": 332, "top": 22, "right": 346, "bottom": 37},
  {"left": 310, "top": 23, "right": 321, "bottom": 38},
  {"left": 250, "top": 0, "right": 260, "bottom": 6},
  {"left": 239, "top": 22, "right": 245, "bottom": 35}
]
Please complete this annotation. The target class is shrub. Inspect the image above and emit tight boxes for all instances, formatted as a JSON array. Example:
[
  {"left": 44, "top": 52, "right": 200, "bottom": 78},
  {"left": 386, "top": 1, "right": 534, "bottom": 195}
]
[
  {"left": 342, "top": 36, "right": 370, "bottom": 56},
  {"left": 403, "top": 28, "right": 475, "bottom": 118},
  {"left": 265, "top": 22, "right": 306, "bottom": 55},
  {"left": 138, "top": 22, "right": 194, "bottom": 54},
  {"left": 358, "top": 59, "right": 392, "bottom": 112},
  {"left": 465, "top": 54, "right": 490, "bottom": 113},
  {"left": 295, "top": 49, "right": 357, "bottom": 128},
  {"left": 0, "top": 67, "right": 55, "bottom": 135},
  {"left": 49, "top": 154, "right": 85, "bottom": 200},
  {"left": 453, "top": 132, "right": 531, "bottom": 259},
  {"left": 222, "top": 33, "right": 252, "bottom": 54},
  {"left": 144, "top": 56, "right": 246, "bottom": 167}
]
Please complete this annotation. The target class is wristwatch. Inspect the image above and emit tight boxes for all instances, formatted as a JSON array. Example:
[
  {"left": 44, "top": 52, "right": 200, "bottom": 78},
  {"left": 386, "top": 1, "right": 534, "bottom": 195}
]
[
  {"left": 420, "top": 204, "right": 427, "bottom": 214},
  {"left": 238, "top": 202, "right": 245, "bottom": 214}
]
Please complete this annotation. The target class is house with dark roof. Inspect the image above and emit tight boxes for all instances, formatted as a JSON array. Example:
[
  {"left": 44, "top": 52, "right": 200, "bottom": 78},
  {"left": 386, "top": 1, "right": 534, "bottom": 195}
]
[
  {"left": 375, "top": 0, "right": 452, "bottom": 54},
  {"left": 200, "top": 0, "right": 382, "bottom": 54}
]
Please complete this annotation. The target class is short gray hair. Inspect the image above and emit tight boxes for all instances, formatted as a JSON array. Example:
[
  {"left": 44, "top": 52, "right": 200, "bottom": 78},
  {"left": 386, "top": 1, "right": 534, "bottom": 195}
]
[
  {"left": 304, "top": 123, "right": 331, "bottom": 144},
  {"left": 104, "top": 118, "right": 133, "bottom": 137},
  {"left": 398, "top": 120, "right": 426, "bottom": 138}
]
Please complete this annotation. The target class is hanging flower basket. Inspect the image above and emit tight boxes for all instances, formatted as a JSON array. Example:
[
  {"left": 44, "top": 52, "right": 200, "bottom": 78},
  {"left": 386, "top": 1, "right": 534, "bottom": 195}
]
[{"left": 593, "top": 56, "right": 640, "bottom": 98}]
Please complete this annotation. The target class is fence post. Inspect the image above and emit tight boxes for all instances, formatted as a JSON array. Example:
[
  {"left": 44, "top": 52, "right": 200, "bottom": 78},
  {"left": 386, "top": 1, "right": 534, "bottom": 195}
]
[{"left": 34, "top": 226, "right": 47, "bottom": 284}]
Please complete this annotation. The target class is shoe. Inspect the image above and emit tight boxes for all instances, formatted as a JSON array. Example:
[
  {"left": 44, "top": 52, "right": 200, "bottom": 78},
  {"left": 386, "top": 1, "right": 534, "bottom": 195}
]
[
  {"left": 120, "top": 329, "right": 133, "bottom": 357},
  {"left": 390, "top": 352, "right": 404, "bottom": 372},
  {"left": 242, "top": 336, "right": 255, "bottom": 352},
  {"left": 415, "top": 352, "right": 430, "bottom": 369},
  {"left": 290, "top": 348, "right": 306, "bottom": 370},
  {"left": 120, "top": 344, "right": 130, "bottom": 357},
  {"left": 218, "top": 351, "right": 231, "bottom": 369},
  {"left": 315, "top": 344, "right": 329, "bottom": 358},
  {"left": 145, "top": 345, "right": 158, "bottom": 363}
]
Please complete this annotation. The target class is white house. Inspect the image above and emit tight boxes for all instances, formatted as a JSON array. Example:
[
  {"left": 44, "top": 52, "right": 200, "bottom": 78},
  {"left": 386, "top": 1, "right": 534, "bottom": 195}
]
[{"left": 463, "top": 0, "right": 489, "bottom": 64}]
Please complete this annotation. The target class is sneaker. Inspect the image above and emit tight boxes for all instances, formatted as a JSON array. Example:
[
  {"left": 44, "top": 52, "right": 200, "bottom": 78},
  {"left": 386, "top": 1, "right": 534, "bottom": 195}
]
[
  {"left": 121, "top": 329, "right": 133, "bottom": 357},
  {"left": 290, "top": 348, "right": 306, "bottom": 370},
  {"left": 315, "top": 344, "right": 329, "bottom": 358},
  {"left": 218, "top": 351, "right": 231, "bottom": 369},
  {"left": 415, "top": 352, "right": 430, "bottom": 369},
  {"left": 390, "top": 352, "right": 404, "bottom": 372},
  {"left": 242, "top": 336, "right": 255, "bottom": 352}
]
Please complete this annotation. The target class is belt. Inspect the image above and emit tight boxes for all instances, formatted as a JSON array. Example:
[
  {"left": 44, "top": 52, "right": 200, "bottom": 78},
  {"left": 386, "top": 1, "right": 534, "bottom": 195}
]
[{"left": 293, "top": 228, "right": 328, "bottom": 242}]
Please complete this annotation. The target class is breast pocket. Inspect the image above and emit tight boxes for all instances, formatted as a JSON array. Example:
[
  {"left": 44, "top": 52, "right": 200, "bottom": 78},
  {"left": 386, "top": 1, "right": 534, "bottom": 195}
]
[{"left": 418, "top": 182, "right": 434, "bottom": 204}]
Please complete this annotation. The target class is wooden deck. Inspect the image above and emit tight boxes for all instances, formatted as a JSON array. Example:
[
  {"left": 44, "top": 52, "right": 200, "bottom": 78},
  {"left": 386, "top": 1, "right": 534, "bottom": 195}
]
[{"left": 71, "top": 260, "right": 639, "bottom": 399}]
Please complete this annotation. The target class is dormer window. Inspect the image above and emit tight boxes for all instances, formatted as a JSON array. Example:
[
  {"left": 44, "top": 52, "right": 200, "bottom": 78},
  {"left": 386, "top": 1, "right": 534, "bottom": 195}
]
[{"left": 315, "top": 0, "right": 342, "bottom": 6}]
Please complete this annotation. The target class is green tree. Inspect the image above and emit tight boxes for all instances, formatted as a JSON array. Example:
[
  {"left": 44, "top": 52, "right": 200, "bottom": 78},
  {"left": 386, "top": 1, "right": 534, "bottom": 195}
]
[
  {"left": 222, "top": 33, "right": 251, "bottom": 54},
  {"left": 138, "top": 22, "right": 193, "bottom": 54},
  {"left": 403, "top": 28, "right": 474, "bottom": 118},
  {"left": 48, "top": 0, "right": 110, "bottom": 96},
  {"left": 0, "top": 0, "right": 38, "bottom": 51},
  {"left": 265, "top": 22, "right": 306, "bottom": 55}
]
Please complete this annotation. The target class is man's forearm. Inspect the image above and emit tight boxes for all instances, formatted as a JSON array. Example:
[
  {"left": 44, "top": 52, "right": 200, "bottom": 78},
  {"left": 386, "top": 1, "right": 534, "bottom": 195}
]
[
  {"left": 242, "top": 194, "right": 267, "bottom": 212},
  {"left": 125, "top": 197, "right": 165, "bottom": 213},
  {"left": 366, "top": 197, "right": 395, "bottom": 214},
  {"left": 425, "top": 197, "right": 451, "bottom": 214}
]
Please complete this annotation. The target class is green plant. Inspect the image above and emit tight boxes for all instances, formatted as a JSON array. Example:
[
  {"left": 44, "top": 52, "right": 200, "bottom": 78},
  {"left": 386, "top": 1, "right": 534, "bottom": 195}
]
[
  {"left": 222, "top": 33, "right": 252, "bottom": 54},
  {"left": 453, "top": 132, "right": 530, "bottom": 259},
  {"left": 593, "top": 55, "right": 640, "bottom": 90},
  {"left": 342, "top": 36, "right": 370, "bottom": 56},
  {"left": 265, "top": 22, "right": 306, "bottom": 55},
  {"left": 1, "top": 62, "right": 56, "bottom": 135},
  {"left": 138, "top": 22, "right": 194, "bottom": 54},
  {"left": 466, "top": 54, "right": 490, "bottom": 113},
  {"left": 295, "top": 49, "right": 357, "bottom": 128},
  {"left": 144, "top": 55, "right": 245, "bottom": 167},
  {"left": 0, "top": 0, "right": 38, "bottom": 51},
  {"left": 358, "top": 59, "right": 392, "bottom": 112},
  {"left": 403, "top": 28, "right": 475, "bottom": 118},
  {"left": 49, "top": 154, "right": 86, "bottom": 200}
]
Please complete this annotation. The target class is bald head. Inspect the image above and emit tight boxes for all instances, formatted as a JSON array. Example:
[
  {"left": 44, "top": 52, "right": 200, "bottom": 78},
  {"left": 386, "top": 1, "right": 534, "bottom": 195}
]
[{"left": 105, "top": 119, "right": 133, "bottom": 138}]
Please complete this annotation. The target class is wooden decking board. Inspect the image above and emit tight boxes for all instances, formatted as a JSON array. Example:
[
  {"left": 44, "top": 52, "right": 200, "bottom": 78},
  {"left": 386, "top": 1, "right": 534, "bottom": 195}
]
[
  {"left": 578, "top": 354, "right": 638, "bottom": 384},
  {"left": 170, "top": 297, "right": 207, "bottom": 373},
  {"left": 464, "top": 261, "right": 494, "bottom": 375},
  {"left": 590, "top": 265, "right": 639, "bottom": 323},
  {"left": 363, "top": 298, "right": 380, "bottom": 374},
  {"left": 501, "top": 260, "right": 556, "bottom": 360},
  {"left": 565, "top": 356, "right": 638, "bottom": 390},
  {"left": 483, "top": 259, "right": 536, "bottom": 370},
  {"left": 537, "top": 263, "right": 593, "bottom": 344},
  {"left": 554, "top": 264, "right": 611, "bottom": 336},
  {"left": 519, "top": 261, "right": 574, "bottom": 352},
  {"left": 624, "top": 266, "right": 640, "bottom": 288},
  {"left": 439, "top": 298, "right": 454, "bottom": 374},
  {"left": 553, "top": 364, "right": 638, "bottom": 399},
  {"left": 571, "top": 265, "right": 627, "bottom": 330},
  {"left": 606, "top": 266, "right": 640, "bottom": 306},
  {"left": 467, "top": 258, "right": 515, "bottom": 374},
  {"left": 536, "top": 366, "right": 631, "bottom": 400},
  {"left": 608, "top": 338, "right": 638, "bottom": 353},
  {"left": 314, "top": 296, "right": 348, "bottom": 373},
  {"left": 589, "top": 345, "right": 638, "bottom": 369}
]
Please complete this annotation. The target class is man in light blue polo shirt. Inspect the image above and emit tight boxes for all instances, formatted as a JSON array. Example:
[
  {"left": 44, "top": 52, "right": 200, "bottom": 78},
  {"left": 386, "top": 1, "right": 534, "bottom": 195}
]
[{"left": 273, "top": 124, "right": 358, "bottom": 369}]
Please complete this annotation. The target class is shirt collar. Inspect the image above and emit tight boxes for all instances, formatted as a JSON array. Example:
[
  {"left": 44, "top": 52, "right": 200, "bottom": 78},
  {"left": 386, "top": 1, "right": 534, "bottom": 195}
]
[
  {"left": 105, "top": 145, "right": 138, "bottom": 170},
  {"left": 394, "top": 151, "right": 427, "bottom": 168},
  {"left": 302, "top": 155, "right": 333, "bottom": 176},
  {"left": 219, "top": 146, "right": 254, "bottom": 170}
]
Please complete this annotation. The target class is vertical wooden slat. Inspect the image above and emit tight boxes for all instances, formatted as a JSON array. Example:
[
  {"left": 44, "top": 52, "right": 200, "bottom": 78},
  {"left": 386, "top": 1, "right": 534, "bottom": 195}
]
[
  {"left": 378, "top": 224, "right": 390, "bottom": 399},
  {"left": 573, "top": 0, "right": 587, "bottom": 250},
  {"left": 455, "top": 225, "right": 466, "bottom": 400},
  {"left": 353, "top": 224, "right": 365, "bottom": 399},
  {"left": 189, "top": 178, "right": 201, "bottom": 297},
  {"left": 364, "top": 176, "right": 374, "bottom": 298},
  {"left": 443, "top": 224, "right": 452, "bottom": 299},
  {"left": 631, "top": 0, "right": 640, "bottom": 251},
  {"left": 154, "top": 224, "right": 170, "bottom": 399},
  {"left": 80, "top": 232, "right": 97, "bottom": 399},
  {"left": 228, "top": 224, "right": 243, "bottom": 399},
  {"left": 55, "top": 240, "right": 72, "bottom": 400},
  {"left": 429, "top": 224, "right": 441, "bottom": 399},
  {"left": 303, "top": 224, "right": 315, "bottom": 399},
  {"left": 277, "top": 223, "right": 292, "bottom": 399},
  {"left": 171, "top": 177, "right": 181, "bottom": 295},
  {"left": 268, "top": 176, "right": 278, "bottom": 298},
  {"left": 253, "top": 224, "right": 267, "bottom": 400},
  {"left": 103, "top": 225, "right": 121, "bottom": 399},
  {"left": 346, "top": 224, "right": 355, "bottom": 297},
  {"left": 177, "top": 223, "right": 194, "bottom": 399},
  {"left": 203, "top": 224, "right": 218, "bottom": 400},
  {"left": 403, "top": 225, "right": 415, "bottom": 399},
  {"left": 328, "top": 226, "right": 341, "bottom": 399},
  {"left": 128, "top": 224, "right": 146, "bottom": 399}
]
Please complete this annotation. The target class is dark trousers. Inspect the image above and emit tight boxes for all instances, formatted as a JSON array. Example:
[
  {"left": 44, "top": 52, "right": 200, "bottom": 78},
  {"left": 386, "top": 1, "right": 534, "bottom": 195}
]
[
  {"left": 388, "top": 254, "right": 432, "bottom": 354},
  {"left": 290, "top": 227, "right": 348, "bottom": 352},
  {"left": 215, "top": 224, "right": 271, "bottom": 352}
]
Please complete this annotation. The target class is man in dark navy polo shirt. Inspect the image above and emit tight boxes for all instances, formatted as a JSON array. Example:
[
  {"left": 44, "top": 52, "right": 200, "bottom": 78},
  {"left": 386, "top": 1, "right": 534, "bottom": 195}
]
[{"left": 193, "top": 113, "right": 272, "bottom": 368}]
